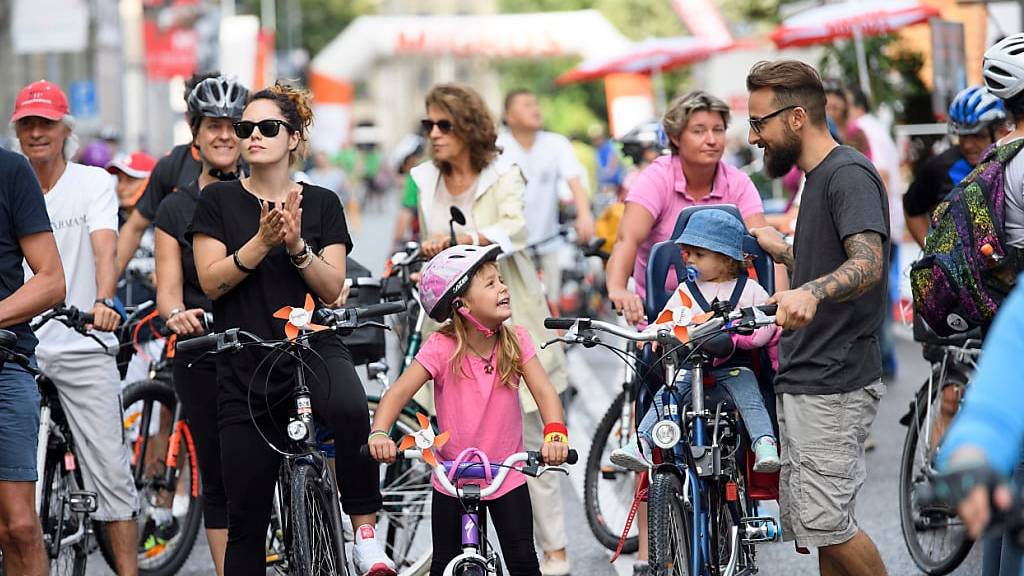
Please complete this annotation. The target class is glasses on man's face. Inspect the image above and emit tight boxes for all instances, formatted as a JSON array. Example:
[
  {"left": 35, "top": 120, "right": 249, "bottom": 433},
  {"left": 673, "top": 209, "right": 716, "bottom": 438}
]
[
  {"left": 748, "top": 105, "right": 799, "bottom": 135},
  {"left": 421, "top": 119, "right": 454, "bottom": 135},
  {"left": 233, "top": 119, "right": 293, "bottom": 139}
]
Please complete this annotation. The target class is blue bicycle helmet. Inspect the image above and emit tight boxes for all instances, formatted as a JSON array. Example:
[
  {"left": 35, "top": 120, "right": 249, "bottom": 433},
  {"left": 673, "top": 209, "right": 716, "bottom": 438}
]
[{"left": 948, "top": 86, "right": 1006, "bottom": 136}]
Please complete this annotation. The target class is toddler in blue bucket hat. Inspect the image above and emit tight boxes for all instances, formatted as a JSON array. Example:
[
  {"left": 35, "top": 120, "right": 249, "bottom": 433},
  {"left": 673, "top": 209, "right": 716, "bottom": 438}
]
[{"left": 611, "top": 208, "right": 782, "bottom": 473}]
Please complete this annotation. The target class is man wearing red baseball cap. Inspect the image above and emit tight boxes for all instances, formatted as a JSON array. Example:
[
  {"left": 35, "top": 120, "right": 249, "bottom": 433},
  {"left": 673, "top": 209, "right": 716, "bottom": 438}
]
[
  {"left": 0, "top": 81, "right": 67, "bottom": 575},
  {"left": 12, "top": 80, "right": 141, "bottom": 575}
]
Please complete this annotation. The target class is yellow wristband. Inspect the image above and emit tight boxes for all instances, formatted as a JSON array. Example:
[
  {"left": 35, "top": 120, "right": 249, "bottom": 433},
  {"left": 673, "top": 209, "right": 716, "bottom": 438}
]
[{"left": 544, "top": 432, "right": 568, "bottom": 444}]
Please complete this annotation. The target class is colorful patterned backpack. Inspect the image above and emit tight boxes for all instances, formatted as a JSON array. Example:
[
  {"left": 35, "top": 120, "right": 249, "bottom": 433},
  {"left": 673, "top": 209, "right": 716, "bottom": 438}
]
[{"left": 910, "top": 138, "right": 1024, "bottom": 336}]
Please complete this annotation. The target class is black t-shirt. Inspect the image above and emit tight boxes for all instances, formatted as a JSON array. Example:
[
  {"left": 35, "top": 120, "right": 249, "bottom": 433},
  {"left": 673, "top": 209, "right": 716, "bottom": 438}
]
[
  {"left": 778, "top": 146, "right": 890, "bottom": 395},
  {"left": 136, "top": 144, "right": 202, "bottom": 221},
  {"left": 153, "top": 180, "right": 212, "bottom": 313},
  {"left": 188, "top": 180, "right": 352, "bottom": 422},
  {"left": 0, "top": 149, "right": 54, "bottom": 355},
  {"left": 903, "top": 147, "right": 965, "bottom": 218}
]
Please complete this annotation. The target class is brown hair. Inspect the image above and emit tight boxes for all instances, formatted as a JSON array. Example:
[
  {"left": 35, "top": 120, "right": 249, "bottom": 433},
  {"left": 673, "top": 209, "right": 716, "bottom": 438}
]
[
  {"left": 662, "top": 91, "right": 731, "bottom": 155},
  {"left": 248, "top": 82, "right": 314, "bottom": 166},
  {"left": 425, "top": 84, "right": 500, "bottom": 174},
  {"left": 437, "top": 262, "right": 523, "bottom": 388},
  {"left": 745, "top": 60, "right": 828, "bottom": 127}
]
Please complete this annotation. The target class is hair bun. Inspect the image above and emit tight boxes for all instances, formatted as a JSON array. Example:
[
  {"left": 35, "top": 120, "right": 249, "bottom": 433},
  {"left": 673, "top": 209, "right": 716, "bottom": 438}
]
[{"left": 270, "top": 82, "right": 313, "bottom": 131}]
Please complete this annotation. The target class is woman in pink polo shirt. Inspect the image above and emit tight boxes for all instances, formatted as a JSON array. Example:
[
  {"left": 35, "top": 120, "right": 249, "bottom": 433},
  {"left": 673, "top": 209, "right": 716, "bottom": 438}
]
[{"left": 607, "top": 91, "right": 766, "bottom": 325}]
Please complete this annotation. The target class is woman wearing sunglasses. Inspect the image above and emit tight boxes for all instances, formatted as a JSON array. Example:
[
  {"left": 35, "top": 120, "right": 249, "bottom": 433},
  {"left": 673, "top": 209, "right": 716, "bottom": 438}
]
[
  {"left": 602, "top": 90, "right": 765, "bottom": 576},
  {"left": 189, "top": 84, "right": 394, "bottom": 576},
  {"left": 408, "top": 83, "right": 572, "bottom": 570},
  {"left": 152, "top": 74, "right": 248, "bottom": 575}
]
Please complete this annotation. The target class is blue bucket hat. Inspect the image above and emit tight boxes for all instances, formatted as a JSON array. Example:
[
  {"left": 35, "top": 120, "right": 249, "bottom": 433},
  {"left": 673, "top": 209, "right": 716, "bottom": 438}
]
[{"left": 673, "top": 209, "right": 745, "bottom": 262}]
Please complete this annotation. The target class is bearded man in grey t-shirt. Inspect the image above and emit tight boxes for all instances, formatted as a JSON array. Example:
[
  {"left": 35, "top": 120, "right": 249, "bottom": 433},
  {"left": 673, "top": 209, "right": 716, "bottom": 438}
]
[{"left": 745, "top": 60, "right": 890, "bottom": 576}]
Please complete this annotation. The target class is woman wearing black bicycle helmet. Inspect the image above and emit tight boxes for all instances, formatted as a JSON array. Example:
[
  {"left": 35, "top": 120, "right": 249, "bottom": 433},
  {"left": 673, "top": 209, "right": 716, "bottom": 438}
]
[
  {"left": 152, "top": 74, "right": 249, "bottom": 574},
  {"left": 190, "top": 83, "right": 394, "bottom": 576}
]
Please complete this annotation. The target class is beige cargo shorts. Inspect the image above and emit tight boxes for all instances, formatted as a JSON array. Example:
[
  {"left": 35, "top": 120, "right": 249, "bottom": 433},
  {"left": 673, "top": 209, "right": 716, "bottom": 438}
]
[{"left": 776, "top": 381, "right": 885, "bottom": 548}]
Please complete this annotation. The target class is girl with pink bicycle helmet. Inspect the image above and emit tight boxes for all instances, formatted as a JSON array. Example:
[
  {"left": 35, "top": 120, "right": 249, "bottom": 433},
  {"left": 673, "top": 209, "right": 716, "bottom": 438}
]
[{"left": 367, "top": 245, "right": 571, "bottom": 576}]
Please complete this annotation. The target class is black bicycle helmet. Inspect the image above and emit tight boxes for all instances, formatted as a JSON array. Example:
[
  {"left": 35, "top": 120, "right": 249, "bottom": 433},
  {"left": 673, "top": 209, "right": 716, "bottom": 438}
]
[{"left": 187, "top": 76, "right": 249, "bottom": 131}]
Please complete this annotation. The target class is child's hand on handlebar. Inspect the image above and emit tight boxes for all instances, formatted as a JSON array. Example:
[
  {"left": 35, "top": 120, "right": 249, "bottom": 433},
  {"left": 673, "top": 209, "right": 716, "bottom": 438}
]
[
  {"left": 368, "top": 435, "right": 398, "bottom": 464},
  {"left": 541, "top": 440, "right": 569, "bottom": 466}
]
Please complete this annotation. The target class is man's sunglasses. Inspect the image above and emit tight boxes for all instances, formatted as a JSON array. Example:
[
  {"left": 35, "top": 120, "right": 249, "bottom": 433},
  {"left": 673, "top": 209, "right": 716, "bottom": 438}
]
[
  {"left": 233, "top": 119, "right": 294, "bottom": 139},
  {"left": 748, "top": 105, "right": 798, "bottom": 135},
  {"left": 421, "top": 119, "right": 454, "bottom": 134}
]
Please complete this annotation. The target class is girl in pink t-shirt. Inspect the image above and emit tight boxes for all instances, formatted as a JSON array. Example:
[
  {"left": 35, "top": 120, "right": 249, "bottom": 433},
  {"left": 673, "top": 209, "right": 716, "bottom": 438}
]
[{"left": 368, "top": 245, "right": 568, "bottom": 576}]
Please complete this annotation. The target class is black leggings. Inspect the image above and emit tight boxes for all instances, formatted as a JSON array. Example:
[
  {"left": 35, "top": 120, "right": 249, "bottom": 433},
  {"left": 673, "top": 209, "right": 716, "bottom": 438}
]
[
  {"left": 430, "top": 484, "right": 539, "bottom": 576},
  {"left": 172, "top": 349, "right": 226, "bottom": 529},
  {"left": 219, "top": 345, "right": 380, "bottom": 575}
]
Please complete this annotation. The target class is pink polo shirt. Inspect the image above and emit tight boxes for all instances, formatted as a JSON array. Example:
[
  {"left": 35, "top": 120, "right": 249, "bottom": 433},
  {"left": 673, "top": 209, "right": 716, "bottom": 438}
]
[
  {"left": 414, "top": 325, "right": 536, "bottom": 500},
  {"left": 626, "top": 155, "right": 764, "bottom": 301}
]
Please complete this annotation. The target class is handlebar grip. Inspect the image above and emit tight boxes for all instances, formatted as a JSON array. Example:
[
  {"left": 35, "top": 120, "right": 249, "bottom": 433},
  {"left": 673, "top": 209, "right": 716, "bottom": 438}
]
[
  {"left": 175, "top": 333, "right": 219, "bottom": 353},
  {"left": 359, "top": 444, "right": 406, "bottom": 462},
  {"left": 356, "top": 301, "right": 407, "bottom": 319},
  {"left": 544, "top": 318, "right": 576, "bottom": 330},
  {"left": 79, "top": 311, "right": 95, "bottom": 325},
  {"left": 757, "top": 304, "right": 778, "bottom": 316},
  {"left": 567, "top": 449, "right": 578, "bottom": 465}
]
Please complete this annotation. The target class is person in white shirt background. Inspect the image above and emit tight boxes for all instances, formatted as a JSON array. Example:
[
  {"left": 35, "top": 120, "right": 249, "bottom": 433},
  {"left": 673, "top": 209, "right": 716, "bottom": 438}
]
[
  {"left": 495, "top": 89, "right": 596, "bottom": 576},
  {"left": 498, "top": 89, "right": 596, "bottom": 298},
  {"left": 13, "top": 80, "right": 141, "bottom": 576}
]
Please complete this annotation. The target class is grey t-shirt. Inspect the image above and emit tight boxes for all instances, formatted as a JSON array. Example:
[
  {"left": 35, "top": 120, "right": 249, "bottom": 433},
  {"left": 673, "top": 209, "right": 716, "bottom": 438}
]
[
  {"left": 1000, "top": 137, "right": 1024, "bottom": 249},
  {"left": 777, "top": 146, "right": 890, "bottom": 395}
]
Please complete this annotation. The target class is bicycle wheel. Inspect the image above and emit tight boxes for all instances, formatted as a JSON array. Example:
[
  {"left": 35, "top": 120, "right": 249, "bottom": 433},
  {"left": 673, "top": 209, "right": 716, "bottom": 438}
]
[
  {"left": 40, "top": 445, "right": 89, "bottom": 576},
  {"left": 368, "top": 398, "right": 433, "bottom": 576},
  {"left": 584, "top": 389, "right": 639, "bottom": 553},
  {"left": 98, "top": 378, "right": 203, "bottom": 576},
  {"left": 288, "top": 462, "right": 348, "bottom": 576},
  {"left": 899, "top": 368, "right": 973, "bottom": 575},
  {"left": 648, "top": 470, "right": 690, "bottom": 576}
]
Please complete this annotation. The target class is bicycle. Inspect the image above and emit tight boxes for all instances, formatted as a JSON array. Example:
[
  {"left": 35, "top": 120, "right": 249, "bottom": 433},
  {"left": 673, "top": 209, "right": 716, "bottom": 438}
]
[
  {"left": 362, "top": 441, "right": 578, "bottom": 576},
  {"left": 112, "top": 306, "right": 210, "bottom": 576},
  {"left": 898, "top": 323, "right": 982, "bottom": 575},
  {"left": 0, "top": 307, "right": 106, "bottom": 576},
  {"left": 178, "top": 300, "right": 407, "bottom": 576},
  {"left": 545, "top": 304, "right": 782, "bottom": 576}
]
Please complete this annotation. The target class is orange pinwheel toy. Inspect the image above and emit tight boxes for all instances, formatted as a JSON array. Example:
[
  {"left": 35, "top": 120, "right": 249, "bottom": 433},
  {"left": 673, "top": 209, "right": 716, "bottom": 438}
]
[
  {"left": 653, "top": 288, "right": 714, "bottom": 344},
  {"left": 399, "top": 413, "right": 450, "bottom": 468},
  {"left": 273, "top": 294, "right": 329, "bottom": 340}
]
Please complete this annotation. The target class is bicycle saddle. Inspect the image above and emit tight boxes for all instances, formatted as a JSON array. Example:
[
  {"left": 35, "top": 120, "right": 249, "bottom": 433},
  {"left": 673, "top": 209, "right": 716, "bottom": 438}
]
[{"left": 0, "top": 329, "right": 16, "bottom": 351}]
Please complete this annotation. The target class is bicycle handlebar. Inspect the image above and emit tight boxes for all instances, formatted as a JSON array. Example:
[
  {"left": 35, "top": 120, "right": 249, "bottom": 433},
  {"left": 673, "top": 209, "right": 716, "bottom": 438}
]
[
  {"left": 360, "top": 446, "right": 578, "bottom": 499},
  {"left": 31, "top": 305, "right": 95, "bottom": 331},
  {"left": 543, "top": 304, "right": 778, "bottom": 347},
  {"left": 174, "top": 301, "right": 407, "bottom": 354},
  {"left": 917, "top": 464, "right": 1024, "bottom": 544}
]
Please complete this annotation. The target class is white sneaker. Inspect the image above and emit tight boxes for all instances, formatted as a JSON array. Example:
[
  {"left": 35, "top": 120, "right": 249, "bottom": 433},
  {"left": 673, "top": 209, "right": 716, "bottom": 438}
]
[
  {"left": 352, "top": 524, "right": 397, "bottom": 576},
  {"left": 610, "top": 438, "right": 652, "bottom": 472}
]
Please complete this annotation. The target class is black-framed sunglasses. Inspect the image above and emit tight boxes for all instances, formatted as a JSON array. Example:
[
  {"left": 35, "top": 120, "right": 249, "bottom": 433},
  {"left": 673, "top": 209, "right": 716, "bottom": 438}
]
[
  {"left": 421, "top": 119, "right": 454, "bottom": 135},
  {"left": 748, "top": 105, "right": 799, "bottom": 135},
  {"left": 233, "top": 119, "right": 294, "bottom": 139}
]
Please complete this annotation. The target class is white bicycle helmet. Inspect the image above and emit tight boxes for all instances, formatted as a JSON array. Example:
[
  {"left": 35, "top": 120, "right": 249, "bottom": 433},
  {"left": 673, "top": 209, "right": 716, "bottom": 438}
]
[
  {"left": 187, "top": 76, "right": 249, "bottom": 129},
  {"left": 419, "top": 244, "right": 502, "bottom": 322},
  {"left": 984, "top": 33, "right": 1024, "bottom": 100}
]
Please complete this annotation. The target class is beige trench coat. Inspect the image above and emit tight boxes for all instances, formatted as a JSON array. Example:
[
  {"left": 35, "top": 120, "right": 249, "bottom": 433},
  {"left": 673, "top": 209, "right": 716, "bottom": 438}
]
[{"left": 410, "top": 158, "right": 568, "bottom": 412}]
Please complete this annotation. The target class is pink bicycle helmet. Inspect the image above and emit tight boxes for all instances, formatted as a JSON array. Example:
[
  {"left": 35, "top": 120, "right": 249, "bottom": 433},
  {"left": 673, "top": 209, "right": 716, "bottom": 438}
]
[{"left": 419, "top": 244, "right": 502, "bottom": 322}]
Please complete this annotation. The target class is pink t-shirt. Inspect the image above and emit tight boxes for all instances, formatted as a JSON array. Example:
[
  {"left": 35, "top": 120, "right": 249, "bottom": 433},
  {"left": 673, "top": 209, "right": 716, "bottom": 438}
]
[
  {"left": 414, "top": 325, "right": 537, "bottom": 500},
  {"left": 625, "top": 156, "right": 764, "bottom": 301}
]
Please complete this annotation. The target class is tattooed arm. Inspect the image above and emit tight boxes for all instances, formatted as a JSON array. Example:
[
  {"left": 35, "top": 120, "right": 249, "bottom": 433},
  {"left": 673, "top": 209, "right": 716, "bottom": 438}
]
[
  {"left": 768, "top": 231, "right": 885, "bottom": 330},
  {"left": 751, "top": 226, "right": 796, "bottom": 271},
  {"left": 192, "top": 233, "right": 272, "bottom": 300},
  {"left": 801, "top": 231, "right": 885, "bottom": 303}
]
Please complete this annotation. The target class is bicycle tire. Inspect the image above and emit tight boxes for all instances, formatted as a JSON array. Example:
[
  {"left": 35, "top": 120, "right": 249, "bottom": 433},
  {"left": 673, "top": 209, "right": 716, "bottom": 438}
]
[
  {"left": 97, "top": 378, "right": 203, "bottom": 576},
  {"left": 40, "top": 444, "right": 89, "bottom": 576},
  {"left": 368, "top": 397, "right": 433, "bottom": 576},
  {"left": 648, "top": 470, "right": 690, "bottom": 576},
  {"left": 288, "top": 462, "right": 348, "bottom": 576},
  {"left": 898, "top": 368, "right": 973, "bottom": 575},
  {"left": 584, "top": 389, "right": 639, "bottom": 553}
]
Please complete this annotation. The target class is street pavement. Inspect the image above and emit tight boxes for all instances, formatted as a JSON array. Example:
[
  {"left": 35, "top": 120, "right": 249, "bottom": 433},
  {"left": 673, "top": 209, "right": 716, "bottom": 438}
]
[{"left": 85, "top": 194, "right": 984, "bottom": 575}]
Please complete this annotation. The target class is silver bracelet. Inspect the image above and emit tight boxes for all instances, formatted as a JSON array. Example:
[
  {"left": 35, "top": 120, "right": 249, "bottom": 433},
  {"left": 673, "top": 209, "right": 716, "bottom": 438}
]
[{"left": 168, "top": 308, "right": 184, "bottom": 319}]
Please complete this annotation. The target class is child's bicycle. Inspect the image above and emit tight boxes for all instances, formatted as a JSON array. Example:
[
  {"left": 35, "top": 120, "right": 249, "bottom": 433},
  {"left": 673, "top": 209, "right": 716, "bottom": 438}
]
[
  {"left": 545, "top": 303, "right": 781, "bottom": 576},
  {"left": 361, "top": 440, "right": 578, "bottom": 576}
]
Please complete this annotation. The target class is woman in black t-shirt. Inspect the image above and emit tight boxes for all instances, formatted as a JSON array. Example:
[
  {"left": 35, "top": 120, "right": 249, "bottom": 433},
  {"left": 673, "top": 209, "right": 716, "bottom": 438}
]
[
  {"left": 190, "top": 85, "right": 393, "bottom": 576},
  {"left": 153, "top": 75, "right": 249, "bottom": 573}
]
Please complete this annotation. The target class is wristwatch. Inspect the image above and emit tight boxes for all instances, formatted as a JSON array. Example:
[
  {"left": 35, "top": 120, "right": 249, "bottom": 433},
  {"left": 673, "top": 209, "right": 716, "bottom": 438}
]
[{"left": 95, "top": 298, "right": 116, "bottom": 309}]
